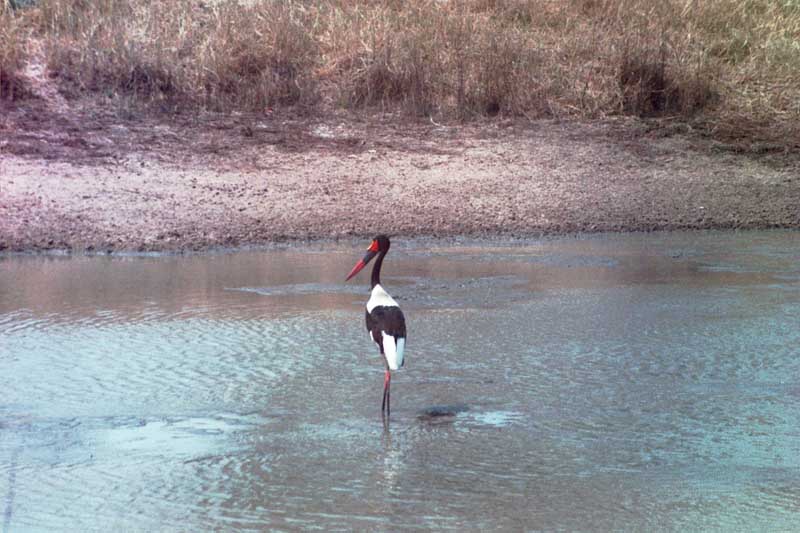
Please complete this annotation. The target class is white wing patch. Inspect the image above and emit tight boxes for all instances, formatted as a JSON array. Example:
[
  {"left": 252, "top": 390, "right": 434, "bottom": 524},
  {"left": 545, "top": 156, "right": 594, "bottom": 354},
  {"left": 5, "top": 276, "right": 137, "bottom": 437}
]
[
  {"left": 366, "top": 284, "right": 399, "bottom": 313},
  {"left": 382, "top": 333, "right": 405, "bottom": 370}
]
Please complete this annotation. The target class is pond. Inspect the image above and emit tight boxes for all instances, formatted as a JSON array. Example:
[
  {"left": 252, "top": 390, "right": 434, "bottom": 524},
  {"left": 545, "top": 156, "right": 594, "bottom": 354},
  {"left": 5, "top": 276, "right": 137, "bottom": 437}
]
[{"left": 2, "top": 231, "right": 799, "bottom": 530}]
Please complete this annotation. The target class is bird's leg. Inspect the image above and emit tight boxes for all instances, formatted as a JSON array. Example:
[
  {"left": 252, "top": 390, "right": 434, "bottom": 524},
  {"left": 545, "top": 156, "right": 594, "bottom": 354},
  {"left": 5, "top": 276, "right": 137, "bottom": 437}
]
[
  {"left": 382, "top": 369, "right": 391, "bottom": 416},
  {"left": 381, "top": 370, "right": 387, "bottom": 414}
]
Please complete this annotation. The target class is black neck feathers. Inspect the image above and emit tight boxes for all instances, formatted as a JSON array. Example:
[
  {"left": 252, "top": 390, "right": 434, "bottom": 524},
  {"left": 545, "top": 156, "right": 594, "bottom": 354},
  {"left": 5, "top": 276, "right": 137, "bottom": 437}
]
[
  {"left": 371, "top": 250, "right": 384, "bottom": 289},
  {"left": 370, "top": 235, "right": 391, "bottom": 289}
]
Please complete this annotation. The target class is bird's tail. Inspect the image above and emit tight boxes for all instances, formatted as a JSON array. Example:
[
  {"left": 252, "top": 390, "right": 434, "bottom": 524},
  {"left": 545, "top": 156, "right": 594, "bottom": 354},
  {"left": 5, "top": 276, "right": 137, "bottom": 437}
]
[{"left": 383, "top": 334, "right": 405, "bottom": 370}]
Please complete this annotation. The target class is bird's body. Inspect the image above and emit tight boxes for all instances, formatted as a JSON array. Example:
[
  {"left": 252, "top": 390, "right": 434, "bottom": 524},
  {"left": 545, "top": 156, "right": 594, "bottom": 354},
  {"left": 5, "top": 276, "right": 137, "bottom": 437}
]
[
  {"left": 346, "top": 235, "right": 406, "bottom": 417},
  {"left": 366, "top": 284, "right": 406, "bottom": 370}
]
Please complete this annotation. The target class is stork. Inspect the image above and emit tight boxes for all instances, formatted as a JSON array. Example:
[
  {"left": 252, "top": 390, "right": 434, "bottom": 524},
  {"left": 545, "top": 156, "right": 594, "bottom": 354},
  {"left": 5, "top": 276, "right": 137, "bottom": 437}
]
[{"left": 345, "top": 235, "right": 406, "bottom": 417}]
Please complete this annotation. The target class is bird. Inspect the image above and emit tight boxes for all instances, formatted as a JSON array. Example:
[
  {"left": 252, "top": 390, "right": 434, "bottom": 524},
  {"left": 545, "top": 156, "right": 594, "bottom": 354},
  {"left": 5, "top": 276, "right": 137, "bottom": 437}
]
[{"left": 345, "top": 235, "right": 406, "bottom": 417}]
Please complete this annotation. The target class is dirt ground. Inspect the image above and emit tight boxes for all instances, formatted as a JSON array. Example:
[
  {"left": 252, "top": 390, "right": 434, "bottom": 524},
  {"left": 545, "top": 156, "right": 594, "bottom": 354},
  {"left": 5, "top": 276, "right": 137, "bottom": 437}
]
[{"left": 1, "top": 92, "right": 799, "bottom": 253}]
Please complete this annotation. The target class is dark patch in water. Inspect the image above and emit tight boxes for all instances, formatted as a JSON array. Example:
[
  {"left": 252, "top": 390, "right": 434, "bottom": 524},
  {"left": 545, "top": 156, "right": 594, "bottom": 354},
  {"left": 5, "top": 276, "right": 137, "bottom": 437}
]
[{"left": 417, "top": 404, "right": 470, "bottom": 423}]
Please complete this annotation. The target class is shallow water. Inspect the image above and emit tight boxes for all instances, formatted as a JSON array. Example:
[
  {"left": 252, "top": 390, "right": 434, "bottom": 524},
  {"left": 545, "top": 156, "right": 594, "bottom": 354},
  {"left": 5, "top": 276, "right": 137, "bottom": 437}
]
[{"left": 2, "top": 231, "right": 800, "bottom": 531}]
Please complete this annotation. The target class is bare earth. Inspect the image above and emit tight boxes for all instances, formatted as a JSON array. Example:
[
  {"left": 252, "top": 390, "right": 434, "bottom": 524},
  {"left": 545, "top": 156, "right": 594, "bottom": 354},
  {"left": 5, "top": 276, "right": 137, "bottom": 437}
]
[{"left": 2, "top": 95, "right": 799, "bottom": 253}]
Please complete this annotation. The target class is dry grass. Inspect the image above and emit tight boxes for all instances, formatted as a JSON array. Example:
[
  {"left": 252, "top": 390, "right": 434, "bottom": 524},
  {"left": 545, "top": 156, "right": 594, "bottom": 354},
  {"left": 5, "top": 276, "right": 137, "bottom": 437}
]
[
  {"left": 4, "top": 0, "right": 800, "bottom": 146},
  {"left": 0, "top": 2, "right": 31, "bottom": 100},
  {"left": 35, "top": 0, "right": 320, "bottom": 110}
]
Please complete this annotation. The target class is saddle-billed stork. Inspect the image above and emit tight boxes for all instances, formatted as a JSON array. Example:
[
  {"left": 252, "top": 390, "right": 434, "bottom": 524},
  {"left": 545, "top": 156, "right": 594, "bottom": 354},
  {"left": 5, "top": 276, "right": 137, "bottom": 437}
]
[{"left": 345, "top": 235, "right": 406, "bottom": 417}]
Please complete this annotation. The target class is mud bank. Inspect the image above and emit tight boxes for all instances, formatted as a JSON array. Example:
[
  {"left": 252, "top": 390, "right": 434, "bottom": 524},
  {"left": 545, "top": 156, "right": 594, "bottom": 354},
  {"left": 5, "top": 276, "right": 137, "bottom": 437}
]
[{"left": 2, "top": 102, "right": 798, "bottom": 253}]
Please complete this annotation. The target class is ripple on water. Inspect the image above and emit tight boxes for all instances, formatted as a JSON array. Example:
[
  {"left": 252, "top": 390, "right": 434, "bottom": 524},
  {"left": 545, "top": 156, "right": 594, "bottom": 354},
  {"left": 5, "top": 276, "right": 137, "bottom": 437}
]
[
  {"left": 462, "top": 410, "right": 524, "bottom": 429},
  {"left": 1, "top": 310, "right": 367, "bottom": 416},
  {"left": 227, "top": 275, "right": 532, "bottom": 310},
  {"left": 227, "top": 283, "right": 364, "bottom": 296}
]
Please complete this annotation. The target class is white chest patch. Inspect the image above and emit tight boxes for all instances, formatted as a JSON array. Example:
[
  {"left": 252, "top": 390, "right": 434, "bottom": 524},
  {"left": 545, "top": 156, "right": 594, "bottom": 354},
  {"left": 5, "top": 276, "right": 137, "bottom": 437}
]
[{"left": 366, "top": 284, "right": 399, "bottom": 313}]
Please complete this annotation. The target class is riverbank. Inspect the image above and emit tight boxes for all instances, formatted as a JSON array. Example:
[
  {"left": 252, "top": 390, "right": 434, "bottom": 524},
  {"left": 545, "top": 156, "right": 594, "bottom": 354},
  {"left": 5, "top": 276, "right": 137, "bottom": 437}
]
[{"left": 2, "top": 100, "right": 799, "bottom": 253}]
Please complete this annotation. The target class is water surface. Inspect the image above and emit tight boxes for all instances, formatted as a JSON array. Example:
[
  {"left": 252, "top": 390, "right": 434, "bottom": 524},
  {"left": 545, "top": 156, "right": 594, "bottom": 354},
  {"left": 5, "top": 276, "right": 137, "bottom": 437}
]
[{"left": 2, "top": 231, "right": 800, "bottom": 531}]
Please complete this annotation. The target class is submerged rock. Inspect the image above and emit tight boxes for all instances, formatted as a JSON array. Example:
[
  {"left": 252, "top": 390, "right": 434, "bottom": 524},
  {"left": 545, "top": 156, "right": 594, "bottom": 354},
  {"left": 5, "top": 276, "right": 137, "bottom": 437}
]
[{"left": 417, "top": 404, "right": 470, "bottom": 423}]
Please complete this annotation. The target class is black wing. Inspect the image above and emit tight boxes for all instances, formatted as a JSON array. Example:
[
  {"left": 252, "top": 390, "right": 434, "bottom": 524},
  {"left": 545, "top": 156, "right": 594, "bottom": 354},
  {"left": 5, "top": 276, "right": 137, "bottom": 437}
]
[{"left": 365, "top": 306, "right": 406, "bottom": 354}]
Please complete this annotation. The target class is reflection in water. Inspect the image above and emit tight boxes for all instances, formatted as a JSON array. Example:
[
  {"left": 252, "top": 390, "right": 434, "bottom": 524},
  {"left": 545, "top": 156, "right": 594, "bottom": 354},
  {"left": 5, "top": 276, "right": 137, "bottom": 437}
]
[
  {"left": 380, "top": 426, "right": 402, "bottom": 490},
  {"left": 2, "top": 446, "right": 20, "bottom": 533},
  {"left": 1, "top": 230, "right": 800, "bottom": 530}
]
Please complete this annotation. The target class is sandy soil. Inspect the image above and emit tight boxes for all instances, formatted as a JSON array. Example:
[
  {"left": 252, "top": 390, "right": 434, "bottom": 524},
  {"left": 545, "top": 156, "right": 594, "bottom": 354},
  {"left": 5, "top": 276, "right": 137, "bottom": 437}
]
[{"left": 1, "top": 93, "right": 798, "bottom": 253}]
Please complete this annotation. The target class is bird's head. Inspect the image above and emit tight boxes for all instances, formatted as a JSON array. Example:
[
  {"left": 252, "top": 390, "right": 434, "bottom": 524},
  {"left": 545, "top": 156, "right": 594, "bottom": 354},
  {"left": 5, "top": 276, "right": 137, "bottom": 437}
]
[{"left": 345, "top": 235, "right": 391, "bottom": 281}]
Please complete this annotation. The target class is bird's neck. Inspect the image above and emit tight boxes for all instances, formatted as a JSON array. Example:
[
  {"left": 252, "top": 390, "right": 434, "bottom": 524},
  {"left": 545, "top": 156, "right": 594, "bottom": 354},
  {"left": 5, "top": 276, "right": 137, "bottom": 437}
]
[{"left": 371, "top": 251, "right": 385, "bottom": 289}]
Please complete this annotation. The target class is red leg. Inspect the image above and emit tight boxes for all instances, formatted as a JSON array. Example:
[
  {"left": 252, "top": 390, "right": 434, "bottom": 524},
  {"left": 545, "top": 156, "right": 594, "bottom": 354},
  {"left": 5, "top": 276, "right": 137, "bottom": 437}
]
[{"left": 382, "top": 369, "right": 391, "bottom": 416}]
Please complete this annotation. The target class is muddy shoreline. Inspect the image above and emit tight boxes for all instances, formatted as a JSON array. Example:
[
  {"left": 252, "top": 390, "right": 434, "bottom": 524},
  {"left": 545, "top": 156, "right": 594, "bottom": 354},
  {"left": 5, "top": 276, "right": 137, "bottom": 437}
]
[{"left": 2, "top": 100, "right": 799, "bottom": 253}]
